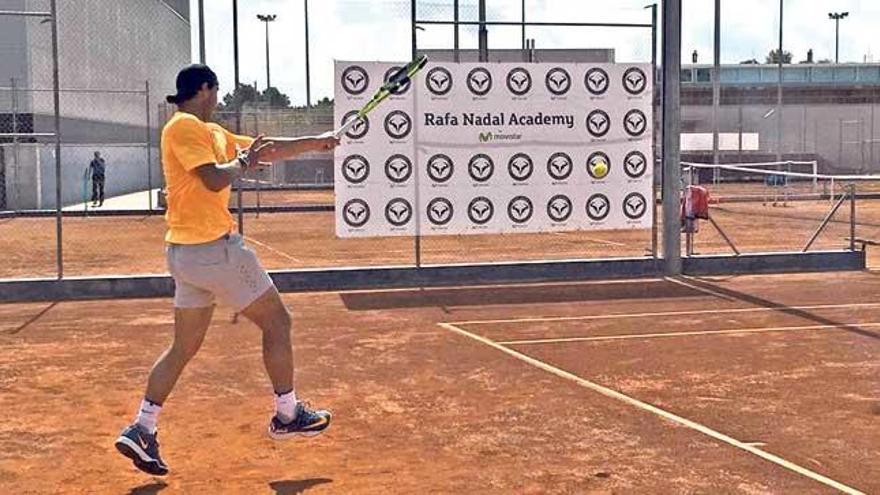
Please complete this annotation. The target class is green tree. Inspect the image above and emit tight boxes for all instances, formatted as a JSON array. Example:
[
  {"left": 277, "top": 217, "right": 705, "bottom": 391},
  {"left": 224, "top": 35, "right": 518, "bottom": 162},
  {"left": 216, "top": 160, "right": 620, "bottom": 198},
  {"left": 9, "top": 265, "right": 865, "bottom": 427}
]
[
  {"left": 261, "top": 87, "right": 291, "bottom": 108},
  {"left": 765, "top": 49, "right": 793, "bottom": 64},
  {"left": 219, "top": 84, "right": 293, "bottom": 110},
  {"left": 220, "top": 83, "right": 260, "bottom": 111}
]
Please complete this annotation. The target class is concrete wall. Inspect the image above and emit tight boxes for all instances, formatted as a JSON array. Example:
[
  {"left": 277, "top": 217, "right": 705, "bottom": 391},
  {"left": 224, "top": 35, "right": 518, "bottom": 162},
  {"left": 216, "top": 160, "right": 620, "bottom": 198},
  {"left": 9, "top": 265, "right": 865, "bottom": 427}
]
[
  {"left": 35, "top": 144, "right": 160, "bottom": 209},
  {"left": 0, "top": 0, "right": 189, "bottom": 209},
  {"left": 681, "top": 101, "right": 880, "bottom": 172}
]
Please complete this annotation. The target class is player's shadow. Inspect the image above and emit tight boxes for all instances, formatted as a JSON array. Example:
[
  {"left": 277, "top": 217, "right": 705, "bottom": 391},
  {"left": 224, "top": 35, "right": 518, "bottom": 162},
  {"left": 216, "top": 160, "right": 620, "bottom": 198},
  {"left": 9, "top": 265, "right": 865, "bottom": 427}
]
[
  {"left": 126, "top": 481, "right": 167, "bottom": 495},
  {"left": 269, "top": 478, "right": 333, "bottom": 494},
  {"left": 341, "top": 279, "right": 704, "bottom": 311},
  {"left": 2, "top": 302, "right": 58, "bottom": 335},
  {"left": 682, "top": 276, "right": 880, "bottom": 341}
]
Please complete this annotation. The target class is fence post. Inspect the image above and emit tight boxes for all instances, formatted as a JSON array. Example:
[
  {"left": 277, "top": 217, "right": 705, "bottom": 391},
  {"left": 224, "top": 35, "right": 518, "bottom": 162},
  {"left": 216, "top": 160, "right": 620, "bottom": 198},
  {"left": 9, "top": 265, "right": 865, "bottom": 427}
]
[
  {"left": 146, "top": 80, "right": 153, "bottom": 211},
  {"left": 10, "top": 77, "right": 18, "bottom": 211},
  {"left": 50, "top": 0, "right": 63, "bottom": 279},
  {"left": 850, "top": 183, "right": 856, "bottom": 251},
  {"left": 662, "top": 0, "right": 683, "bottom": 275}
]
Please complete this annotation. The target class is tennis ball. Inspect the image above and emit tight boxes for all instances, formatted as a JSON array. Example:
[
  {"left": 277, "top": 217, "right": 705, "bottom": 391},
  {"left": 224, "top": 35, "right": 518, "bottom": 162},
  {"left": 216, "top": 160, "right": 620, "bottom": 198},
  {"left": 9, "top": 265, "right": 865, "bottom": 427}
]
[{"left": 591, "top": 159, "right": 609, "bottom": 178}]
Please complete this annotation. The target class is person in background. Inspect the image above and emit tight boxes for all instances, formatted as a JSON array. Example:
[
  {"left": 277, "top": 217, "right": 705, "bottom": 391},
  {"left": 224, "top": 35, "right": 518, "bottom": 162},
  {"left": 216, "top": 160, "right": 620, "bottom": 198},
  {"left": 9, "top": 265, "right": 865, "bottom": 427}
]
[{"left": 89, "top": 151, "right": 106, "bottom": 206}]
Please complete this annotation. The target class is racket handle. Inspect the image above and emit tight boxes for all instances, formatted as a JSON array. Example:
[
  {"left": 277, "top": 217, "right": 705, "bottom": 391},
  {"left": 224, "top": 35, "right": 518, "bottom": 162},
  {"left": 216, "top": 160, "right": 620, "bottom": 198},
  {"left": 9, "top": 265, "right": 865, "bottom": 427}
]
[{"left": 333, "top": 115, "right": 361, "bottom": 139}]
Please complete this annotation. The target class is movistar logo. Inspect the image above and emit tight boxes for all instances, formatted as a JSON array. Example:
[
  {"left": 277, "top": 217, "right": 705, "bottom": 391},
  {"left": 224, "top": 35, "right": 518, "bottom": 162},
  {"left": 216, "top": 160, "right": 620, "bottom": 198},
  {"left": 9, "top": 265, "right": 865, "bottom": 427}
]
[{"left": 477, "top": 130, "right": 521, "bottom": 143}]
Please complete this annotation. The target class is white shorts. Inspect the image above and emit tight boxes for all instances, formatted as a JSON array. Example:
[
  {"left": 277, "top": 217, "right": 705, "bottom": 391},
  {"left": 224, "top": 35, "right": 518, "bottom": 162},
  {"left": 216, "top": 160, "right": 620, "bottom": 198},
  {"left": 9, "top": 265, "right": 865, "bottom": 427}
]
[{"left": 166, "top": 233, "right": 275, "bottom": 311}]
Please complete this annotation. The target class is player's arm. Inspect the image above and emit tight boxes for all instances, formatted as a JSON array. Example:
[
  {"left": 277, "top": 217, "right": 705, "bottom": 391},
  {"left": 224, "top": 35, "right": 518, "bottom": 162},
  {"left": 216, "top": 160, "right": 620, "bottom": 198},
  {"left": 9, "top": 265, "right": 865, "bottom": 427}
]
[
  {"left": 195, "top": 136, "right": 275, "bottom": 192},
  {"left": 224, "top": 129, "right": 337, "bottom": 164},
  {"left": 259, "top": 133, "right": 339, "bottom": 162}
]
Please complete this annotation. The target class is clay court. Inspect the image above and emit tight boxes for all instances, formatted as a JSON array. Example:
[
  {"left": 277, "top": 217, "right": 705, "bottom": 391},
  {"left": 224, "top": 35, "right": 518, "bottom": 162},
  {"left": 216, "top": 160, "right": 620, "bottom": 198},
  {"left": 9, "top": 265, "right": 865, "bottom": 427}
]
[
  {"left": 1, "top": 187, "right": 877, "bottom": 279},
  {"left": 1, "top": 271, "right": 878, "bottom": 493}
]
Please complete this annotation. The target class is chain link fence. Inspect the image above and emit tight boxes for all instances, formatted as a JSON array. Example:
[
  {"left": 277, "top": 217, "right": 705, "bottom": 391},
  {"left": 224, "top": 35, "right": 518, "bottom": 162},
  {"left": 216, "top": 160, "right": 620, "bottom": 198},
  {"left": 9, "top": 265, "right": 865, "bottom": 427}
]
[{"left": 4, "top": 0, "right": 878, "bottom": 280}]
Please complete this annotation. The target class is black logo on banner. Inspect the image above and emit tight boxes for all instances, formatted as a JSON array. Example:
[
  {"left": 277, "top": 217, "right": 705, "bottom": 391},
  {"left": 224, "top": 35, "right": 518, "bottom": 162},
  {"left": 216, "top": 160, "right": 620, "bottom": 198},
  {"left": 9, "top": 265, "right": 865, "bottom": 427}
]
[
  {"left": 506, "top": 67, "right": 532, "bottom": 96},
  {"left": 623, "top": 192, "right": 648, "bottom": 219},
  {"left": 342, "top": 199, "right": 370, "bottom": 227},
  {"left": 466, "top": 67, "right": 493, "bottom": 96},
  {"left": 341, "top": 66, "right": 369, "bottom": 95},
  {"left": 468, "top": 154, "right": 494, "bottom": 182},
  {"left": 341, "top": 155, "right": 369, "bottom": 184},
  {"left": 384, "top": 110, "right": 412, "bottom": 140},
  {"left": 584, "top": 67, "right": 610, "bottom": 96},
  {"left": 624, "top": 151, "right": 648, "bottom": 178},
  {"left": 427, "top": 197, "right": 454, "bottom": 225},
  {"left": 384, "top": 66, "right": 411, "bottom": 95},
  {"left": 427, "top": 154, "right": 454, "bottom": 183},
  {"left": 586, "top": 194, "right": 611, "bottom": 221},
  {"left": 508, "top": 153, "right": 534, "bottom": 181},
  {"left": 587, "top": 151, "right": 611, "bottom": 180},
  {"left": 586, "top": 110, "right": 611, "bottom": 138},
  {"left": 468, "top": 197, "right": 495, "bottom": 225},
  {"left": 545, "top": 67, "right": 572, "bottom": 96},
  {"left": 507, "top": 196, "right": 534, "bottom": 224},
  {"left": 341, "top": 111, "right": 368, "bottom": 139},
  {"left": 384, "top": 198, "right": 413, "bottom": 227},
  {"left": 623, "top": 67, "right": 648, "bottom": 95},
  {"left": 547, "top": 152, "right": 574, "bottom": 181},
  {"left": 623, "top": 109, "right": 648, "bottom": 137},
  {"left": 547, "top": 195, "right": 573, "bottom": 223},
  {"left": 426, "top": 67, "right": 453, "bottom": 96},
  {"left": 384, "top": 154, "right": 413, "bottom": 183}
]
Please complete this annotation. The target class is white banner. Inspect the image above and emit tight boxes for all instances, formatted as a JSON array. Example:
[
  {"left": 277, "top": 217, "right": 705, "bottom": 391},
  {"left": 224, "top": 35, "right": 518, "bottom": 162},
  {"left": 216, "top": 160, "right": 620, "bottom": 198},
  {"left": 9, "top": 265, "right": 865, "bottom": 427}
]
[{"left": 334, "top": 61, "right": 653, "bottom": 238}]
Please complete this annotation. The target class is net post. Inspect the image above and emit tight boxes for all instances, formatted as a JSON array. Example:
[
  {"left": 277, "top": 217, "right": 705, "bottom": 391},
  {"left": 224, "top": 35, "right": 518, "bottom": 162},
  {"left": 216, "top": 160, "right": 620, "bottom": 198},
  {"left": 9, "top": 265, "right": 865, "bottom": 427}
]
[{"left": 812, "top": 160, "right": 818, "bottom": 192}]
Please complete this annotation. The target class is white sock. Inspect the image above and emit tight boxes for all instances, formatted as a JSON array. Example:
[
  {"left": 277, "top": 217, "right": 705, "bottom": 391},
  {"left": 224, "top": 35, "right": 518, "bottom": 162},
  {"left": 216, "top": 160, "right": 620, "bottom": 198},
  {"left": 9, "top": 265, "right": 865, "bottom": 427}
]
[
  {"left": 274, "top": 390, "right": 297, "bottom": 423},
  {"left": 135, "top": 398, "right": 162, "bottom": 433}
]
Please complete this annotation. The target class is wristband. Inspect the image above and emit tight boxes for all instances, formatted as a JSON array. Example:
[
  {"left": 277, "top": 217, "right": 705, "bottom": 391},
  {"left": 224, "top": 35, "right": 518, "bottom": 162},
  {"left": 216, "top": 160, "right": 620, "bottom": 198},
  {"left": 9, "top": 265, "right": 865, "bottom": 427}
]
[{"left": 236, "top": 149, "right": 251, "bottom": 170}]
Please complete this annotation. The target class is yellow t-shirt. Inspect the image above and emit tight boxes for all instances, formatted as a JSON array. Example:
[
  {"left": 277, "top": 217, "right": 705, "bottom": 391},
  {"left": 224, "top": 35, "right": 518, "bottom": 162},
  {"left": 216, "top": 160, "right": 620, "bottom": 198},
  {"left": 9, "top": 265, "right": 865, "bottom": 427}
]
[{"left": 161, "top": 112, "right": 254, "bottom": 244}]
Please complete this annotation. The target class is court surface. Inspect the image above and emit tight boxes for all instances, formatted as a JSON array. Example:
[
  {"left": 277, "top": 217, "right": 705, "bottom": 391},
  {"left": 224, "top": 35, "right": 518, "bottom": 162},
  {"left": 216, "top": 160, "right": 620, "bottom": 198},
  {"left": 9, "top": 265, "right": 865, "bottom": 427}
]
[
  {"left": 2, "top": 192, "right": 878, "bottom": 279},
  {"left": 1, "top": 271, "right": 878, "bottom": 493}
]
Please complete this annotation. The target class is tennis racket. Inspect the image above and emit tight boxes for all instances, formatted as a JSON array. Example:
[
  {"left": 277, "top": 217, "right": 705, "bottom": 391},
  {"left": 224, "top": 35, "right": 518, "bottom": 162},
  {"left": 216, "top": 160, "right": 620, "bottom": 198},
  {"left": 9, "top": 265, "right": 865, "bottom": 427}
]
[{"left": 333, "top": 55, "right": 429, "bottom": 138}]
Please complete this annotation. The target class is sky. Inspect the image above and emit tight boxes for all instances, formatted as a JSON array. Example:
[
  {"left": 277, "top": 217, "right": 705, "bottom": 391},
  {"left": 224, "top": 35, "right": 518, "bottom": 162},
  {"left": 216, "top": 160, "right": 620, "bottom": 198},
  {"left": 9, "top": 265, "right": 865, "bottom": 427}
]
[{"left": 190, "top": 0, "right": 880, "bottom": 107}]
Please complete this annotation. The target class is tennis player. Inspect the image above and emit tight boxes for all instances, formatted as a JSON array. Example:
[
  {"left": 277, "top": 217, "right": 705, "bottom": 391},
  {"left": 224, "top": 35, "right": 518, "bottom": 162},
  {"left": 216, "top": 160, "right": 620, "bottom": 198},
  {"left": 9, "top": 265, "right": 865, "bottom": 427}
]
[{"left": 114, "top": 64, "right": 337, "bottom": 476}]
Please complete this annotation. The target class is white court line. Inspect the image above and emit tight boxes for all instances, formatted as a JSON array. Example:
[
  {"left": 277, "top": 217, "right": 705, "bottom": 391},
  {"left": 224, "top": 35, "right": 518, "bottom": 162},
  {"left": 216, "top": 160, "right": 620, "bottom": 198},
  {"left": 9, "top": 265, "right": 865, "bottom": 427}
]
[
  {"left": 496, "top": 322, "right": 880, "bottom": 346},
  {"left": 664, "top": 276, "right": 738, "bottom": 302},
  {"left": 550, "top": 231, "right": 629, "bottom": 247},
  {"left": 438, "top": 322, "right": 866, "bottom": 495},
  {"left": 244, "top": 235, "right": 302, "bottom": 263},
  {"left": 448, "top": 302, "right": 880, "bottom": 326}
]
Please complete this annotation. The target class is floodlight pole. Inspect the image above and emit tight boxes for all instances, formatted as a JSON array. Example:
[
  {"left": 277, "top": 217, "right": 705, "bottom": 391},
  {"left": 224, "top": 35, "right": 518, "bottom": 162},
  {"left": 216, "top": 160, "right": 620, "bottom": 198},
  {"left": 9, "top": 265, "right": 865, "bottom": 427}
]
[
  {"left": 712, "top": 0, "right": 721, "bottom": 178},
  {"left": 257, "top": 14, "right": 277, "bottom": 89},
  {"left": 776, "top": 0, "right": 783, "bottom": 162},
  {"left": 304, "top": 0, "right": 311, "bottom": 107},
  {"left": 829, "top": 12, "right": 849, "bottom": 63},
  {"left": 198, "top": 0, "right": 205, "bottom": 63}
]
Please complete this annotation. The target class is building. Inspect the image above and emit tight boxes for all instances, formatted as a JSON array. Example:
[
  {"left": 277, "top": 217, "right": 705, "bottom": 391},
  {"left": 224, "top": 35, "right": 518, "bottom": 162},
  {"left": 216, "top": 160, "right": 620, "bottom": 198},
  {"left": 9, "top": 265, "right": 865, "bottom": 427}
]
[
  {"left": 680, "top": 62, "right": 880, "bottom": 174},
  {"left": 0, "top": 0, "right": 191, "bottom": 209}
]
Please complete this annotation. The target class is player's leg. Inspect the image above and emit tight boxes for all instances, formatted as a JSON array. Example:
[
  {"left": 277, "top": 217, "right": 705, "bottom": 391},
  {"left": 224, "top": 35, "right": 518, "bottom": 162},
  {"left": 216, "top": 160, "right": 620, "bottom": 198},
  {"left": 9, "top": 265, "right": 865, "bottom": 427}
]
[
  {"left": 145, "top": 306, "right": 214, "bottom": 404},
  {"left": 97, "top": 178, "right": 105, "bottom": 206},
  {"left": 91, "top": 178, "right": 99, "bottom": 205},
  {"left": 240, "top": 288, "right": 331, "bottom": 439},
  {"left": 223, "top": 234, "right": 330, "bottom": 439},
  {"left": 115, "top": 244, "right": 217, "bottom": 476}
]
